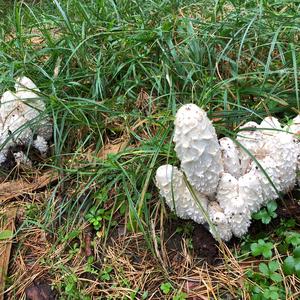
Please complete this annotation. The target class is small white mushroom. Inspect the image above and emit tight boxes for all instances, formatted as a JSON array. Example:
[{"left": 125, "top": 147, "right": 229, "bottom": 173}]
[
  {"left": 219, "top": 137, "right": 241, "bottom": 178},
  {"left": 237, "top": 121, "right": 265, "bottom": 174},
  {"left": 238, "top": 171, "right": 264, "bottom": 213},
  {"left": 208, "top": 202, "right": 232, "bottom": 241},
  {"left": 249, "top": 157, "right": 281, "bottom": 203},
  {"left": 262, "top": 132, "right": 298, "bottom": 192},
  {"left": 259, "top": 116, "right": 282, "bottom": 138},
  {"left": 13, "top": 151, "right": 32, "bottom": 167},
  {"left": 284, "top": 115, "right": 300, "bottom": 186},
  {"left": 223, "top": 196, "right": 251, "bottom": 238},
  {"left": 173, "top": 103, "right": 223, "bottom": 195},
  {"left": 155, "top": 165, "right": 208, "bottom": 224},
  {"left": 285, "top": 115, "right": 300, "bottom": 135},
  {"left": 216, "top": 173, "right": 239, "bottom": 211}
]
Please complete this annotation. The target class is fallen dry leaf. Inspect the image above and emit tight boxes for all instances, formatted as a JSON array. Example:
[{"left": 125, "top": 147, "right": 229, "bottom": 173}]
[
  {"left": 0, "top": 170, "right": 58, "bottom": 204},
  {"left": 0, "top": 207, "right": 17, "bottom": 300},
  {"left": 97, "top": 136, "right": 130, "bottom": 160}
]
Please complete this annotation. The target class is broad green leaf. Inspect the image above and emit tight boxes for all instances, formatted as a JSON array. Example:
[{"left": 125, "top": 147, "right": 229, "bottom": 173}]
[
  {"left": 262, "top": 248, "right": 272, "bottom": 259},
  {"left": 250, "top": 243, "right": 261, "bottom": 256},
  {"left": 266, "top": 200, "right": 277, "bottom": 213},
  {"left": 259, "top": 263, "right": 269, "bottom": 275},
  {"left": 286, "top": 232, "right": 300, "bottom": 247},
  {"left": 293, "top": 246, "right": 300, "bottom": 258},
  {"left": 268, "top": 260, "right": 279, "bottom": 272},
  {"left": 263, "top": 288, "right": 279, "bottom": 300},
  {"left": 270, "top": 272, "right": 282, "bottom": 283},
  {"left": 283, "top": 256, "right": 295, "bottom": 275}
]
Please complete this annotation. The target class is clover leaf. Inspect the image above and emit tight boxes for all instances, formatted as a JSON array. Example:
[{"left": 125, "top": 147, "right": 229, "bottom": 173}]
[
  {"left": 283, "top": 246, "right": 300, "bottom": 277},
  {"left": 251, "top": 239, "right": 273, "bottom": 259}
]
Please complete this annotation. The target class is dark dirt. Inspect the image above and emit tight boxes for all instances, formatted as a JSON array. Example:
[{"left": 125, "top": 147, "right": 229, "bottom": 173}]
[
  {"left": 25, "top": 282, "right": 57, "bottom": 300},
  {"left": 277, "top": 195, "right": 300, "bottom": 221},
  {"left": 164, "top": 218, "right": 219, "bottom": 265}
]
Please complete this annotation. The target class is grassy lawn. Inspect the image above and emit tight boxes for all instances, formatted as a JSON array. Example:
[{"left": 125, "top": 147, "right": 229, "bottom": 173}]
[{"left": 0, "top": 0, "right": 300, "bottom": 299}]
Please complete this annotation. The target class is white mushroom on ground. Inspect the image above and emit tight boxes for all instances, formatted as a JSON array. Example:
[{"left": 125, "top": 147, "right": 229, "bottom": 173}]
[
  {"left": 284, "top": 115, "right": 300, "bottom": 186},
  {"left": 155, "top": 165, "right": 208, "bottom": 224},
  {"left": 237, "top": 121, "right": 264, "bottom": 174},
  {"left": 156, "top": 103, "right": 300, "bottom": 241},
  {"left": 173, "top": 103, "right": 223, "bottom": 195},
  {"left": 238, "top": 171, "right": 264, "bottom": 213},
  {"left": 259, "top": 116, "right": 282, "bottom": 138},
  {"left": 219, "top": 137, "right": 241, "bottom": 179},
  {"left": 208, "top": 202, "right": 232, "bottom": 242},
  {"left": 0, "top": 76, "right": 52, "bottom": 167},
  {"left": 216, "top": 173, "right": 239, "bottom": 210}
]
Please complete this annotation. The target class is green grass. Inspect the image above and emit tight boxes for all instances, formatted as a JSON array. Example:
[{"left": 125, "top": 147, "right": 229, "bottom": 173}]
[{"left": 1, "top": 0, "right": 300, "bottom": 298}]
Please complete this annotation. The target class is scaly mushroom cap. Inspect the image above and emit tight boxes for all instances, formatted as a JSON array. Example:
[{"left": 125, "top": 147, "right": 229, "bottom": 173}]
[
  {"left": 249, "top": 157, "right": 281, "bottom": 203},
  {"left": 237, "top": 121, "right": 264, "bottom": 174},
  {"left": 3, "top": 113, "right": 33, "bottom": 145},
  {"left": 238, "top": 171, "right": 264, "bottom": 213},
  {"left": 284, "top": 115, "right": 300, "bottom": 186},
  {"left": 0, "top": 77, "right": 52, "bottom": 164},
  {"left": 0, "top": 91, "right": 18, "bottom": 121},
  {"left": 15, "top": 77, "right": 52, "bottom": 141},
  {"left": 262, "top": 132, "right": 298, "bottom": 192},
  {"left": 259, "top": 116, "right": 282, "bottom": 138},
  {"left": 173, "top": 103, "right": 223, "bottom": 195},
  {"left": 13, "top": 151, "right": 32, "bottom": 167},
  {"left": 219, "top": 137, "right": 241, "bottom": 179},
  {"left": 15, "top": 76, "right": 40, "bottom": 92},
  {"left": 155, "top": 165, "right": 208, "bottom": 224},
  {"left": 216, "top": 173, "right": 238, "bottom": 211},
  {"left": 223, "top": 196, "right": 251, "bottom": 238},
  {"left": 286, "top": 115, "right": 300, "bottom": 135},
  {"left": 208, "top": 202, "right": 232, "bottom": 241}
]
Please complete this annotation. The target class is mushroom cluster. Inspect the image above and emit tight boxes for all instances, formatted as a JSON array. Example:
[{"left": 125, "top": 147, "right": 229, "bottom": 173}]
[
  {"left": 156, "top": 103, "right": 300, "bottom": 241},
  {"left": 0, "top": 76, "right": 52, "bottom": 168}
]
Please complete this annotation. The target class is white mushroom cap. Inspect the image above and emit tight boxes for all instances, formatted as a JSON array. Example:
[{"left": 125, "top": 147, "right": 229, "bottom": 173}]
[
  {"left": 249, "top": 157, "right": 281, "bottom": 203},
  {"left": 238, "top": 171, "right": 264, "bottom": 213},
  {"left": 237, "top": 121, "right": 265, "bottom": 174},
  {"left": 286, "top": 115, "right": 300, "bottom": 135},
  {"left": 223, "top": 196, "right": 251, "bottom": 238},
  {"left": 0, "top": 91, "right": 18, "bottom": 121},
  {"left": 15, "top": 76, "right": 39, "bottom": 92},
  {"left": 208, "top": 202, "right": 232, "bottom": 241},
  {"left": 259, "top": 116, "right": 282, "bottom": 137},
  {"left": 216, "top": 173, "right": 238, "bottom": 211},
  {"left": 173, "top": 103, "right": 223, "bottom": 195},
  {"left": 0, "top": 77, "right": 52, "bottom": 161},
  {"left": 155, "top": 164, "right": 208, "bottom": 224},
  {"left": 219, "top": 137, "right": 241, "bottom": 179},
  {"left": 3, "top": 113, "right": 33, "bottom": 145},
  {"left": 263, "top": 132, "right": 298, "bottom": 192},
  {"left": 13, "top": 151, "right": 32, "bottom": 167}
]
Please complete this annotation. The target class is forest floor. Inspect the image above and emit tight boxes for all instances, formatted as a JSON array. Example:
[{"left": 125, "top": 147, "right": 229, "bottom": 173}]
[{"left": 0, "top": 0, "right": 300, "bottom": 299}]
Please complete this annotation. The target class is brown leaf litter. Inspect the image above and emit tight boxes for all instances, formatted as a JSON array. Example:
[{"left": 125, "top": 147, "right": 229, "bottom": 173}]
[
  {"left": 0, "top": 207, "right": 17, "bottom": 300},
  {"left": 0, "top": 170, "right": 58, "bottom": 204}
]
